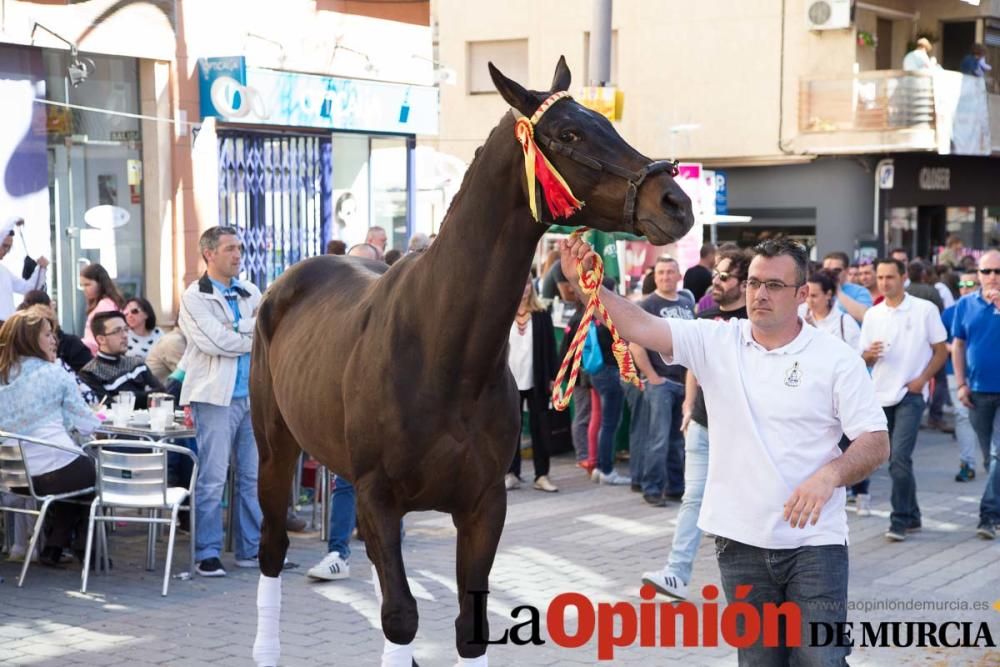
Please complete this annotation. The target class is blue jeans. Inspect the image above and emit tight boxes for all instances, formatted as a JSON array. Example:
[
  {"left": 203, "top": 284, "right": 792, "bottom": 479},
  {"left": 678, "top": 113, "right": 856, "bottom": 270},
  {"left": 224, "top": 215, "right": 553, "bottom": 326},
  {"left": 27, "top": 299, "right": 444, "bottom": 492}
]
[
  {"left": 327, "top": 475, "right": 356, "bottom": 560},
  {"left": 589, "top": 366, "right": 624, "bottom": 474},
  {"left": 623, "top": 380, "right": 647, "bottom": 482},
  {"left": 949, "top": 376, "right": 979, "bottom": 467},
  {"left": 716, "top": 537, "right": 850, "bottom": 666},
  {"left": 191, "top": 398, "right": 262, "bottom": 562},
  {"left": 969, "top": 392, "right": 1000, "bottom": 525},
  {"left": 884, "top": 392, "right": 924, "bottom": 532},
  {"left": 665, "top": 420, "right": 709, "bottom": 584},
  {"left": 641, "top": 380, "right": 685, "bottom": 497}
]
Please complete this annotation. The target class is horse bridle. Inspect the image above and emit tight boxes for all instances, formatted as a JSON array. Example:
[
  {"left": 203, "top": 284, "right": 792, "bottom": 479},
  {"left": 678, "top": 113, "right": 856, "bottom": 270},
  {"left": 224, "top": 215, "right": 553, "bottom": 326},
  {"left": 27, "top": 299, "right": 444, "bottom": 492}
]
[{"left": 522, "top": 93, "right": 680, "bottom": 228}]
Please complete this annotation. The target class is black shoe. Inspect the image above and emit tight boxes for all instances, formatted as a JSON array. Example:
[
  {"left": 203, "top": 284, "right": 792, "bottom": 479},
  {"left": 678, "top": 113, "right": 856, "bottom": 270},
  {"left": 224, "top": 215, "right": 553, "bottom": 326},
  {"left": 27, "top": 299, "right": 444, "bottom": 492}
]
[
  {"left": 630, "top": 483, "right": 642, "bottom": 493},
  {"left": 40, "top": 546, "right": 65, "bottom": 568},
  {"left": 643, "top": 494, "right": 668, "bottom": 507},
  {"left": 977, "top": 523, "right": 996, "bottom": 540},
  {"left": 196, "top": 557, "right": 227, "bottom": 577},
  {"left": 664, "top": 493, "right": 684, "bottom": 501}
]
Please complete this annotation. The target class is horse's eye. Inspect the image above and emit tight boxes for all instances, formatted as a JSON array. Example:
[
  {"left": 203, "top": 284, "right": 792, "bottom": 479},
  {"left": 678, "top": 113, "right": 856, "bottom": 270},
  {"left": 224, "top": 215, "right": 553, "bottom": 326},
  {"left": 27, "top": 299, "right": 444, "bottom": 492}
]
[{"left": 558, "top": 130, "right": 581, "bottom": 143}]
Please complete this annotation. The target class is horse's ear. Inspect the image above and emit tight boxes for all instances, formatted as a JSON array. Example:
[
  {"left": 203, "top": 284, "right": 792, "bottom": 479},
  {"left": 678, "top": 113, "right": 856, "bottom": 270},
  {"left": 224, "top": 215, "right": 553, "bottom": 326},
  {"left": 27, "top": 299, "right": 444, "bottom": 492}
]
[
  {"left": 550, "top": 56, "right": 571, "bottom": 93},
  {"left": 489, "top": 62, "right": 534, "bottom": 117}
]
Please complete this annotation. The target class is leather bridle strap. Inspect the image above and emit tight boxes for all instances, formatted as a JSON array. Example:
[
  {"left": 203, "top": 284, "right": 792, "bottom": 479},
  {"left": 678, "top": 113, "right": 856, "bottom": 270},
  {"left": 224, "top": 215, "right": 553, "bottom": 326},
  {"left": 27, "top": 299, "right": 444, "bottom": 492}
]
[{"left": 534, "top": 132, "right": 679, "bottom": 227}]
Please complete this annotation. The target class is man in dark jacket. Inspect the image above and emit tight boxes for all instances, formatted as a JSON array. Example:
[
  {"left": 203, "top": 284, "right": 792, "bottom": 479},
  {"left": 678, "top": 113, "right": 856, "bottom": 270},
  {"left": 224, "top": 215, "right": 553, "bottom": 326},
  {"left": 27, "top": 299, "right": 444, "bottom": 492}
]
[{"left": 79, "top": 311, "right": 165, "bottom": 408}]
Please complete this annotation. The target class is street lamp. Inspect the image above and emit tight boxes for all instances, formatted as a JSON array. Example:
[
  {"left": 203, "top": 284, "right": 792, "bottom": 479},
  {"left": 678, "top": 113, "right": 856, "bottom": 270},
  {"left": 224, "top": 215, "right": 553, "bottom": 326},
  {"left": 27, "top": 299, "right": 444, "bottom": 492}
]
[{"left": 30, "top": 22, "right": 94, "bottom": 87}]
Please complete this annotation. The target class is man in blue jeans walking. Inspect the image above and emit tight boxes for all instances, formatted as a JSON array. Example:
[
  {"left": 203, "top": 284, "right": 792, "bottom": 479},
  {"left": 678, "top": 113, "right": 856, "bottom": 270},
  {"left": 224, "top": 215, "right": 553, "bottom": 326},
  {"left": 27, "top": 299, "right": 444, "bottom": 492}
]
[
  {"left": 952, "top": 250, "right": 1000, "bottom": 539},
  {"left": 641, "top": 246, "right": 749, "bottom": 599},
  {"left": 860, "top": 258, "right": 948, "bottom": 543},
  {"left": 561, "top": 237, "right": 889, "bottom": 666},
  {"left": 630, "top": 255, "right": 694, "bottom": 507},
  {"left": 179, "top": 226, "right": 264, "bottom": 577}
]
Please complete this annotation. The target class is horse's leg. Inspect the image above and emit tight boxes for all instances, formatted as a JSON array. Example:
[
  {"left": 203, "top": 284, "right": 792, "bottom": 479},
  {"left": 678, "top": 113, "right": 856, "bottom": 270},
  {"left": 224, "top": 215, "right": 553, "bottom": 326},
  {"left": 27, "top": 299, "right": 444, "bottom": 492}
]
[
  {"left": 453, "top": 483, "right": 507, "bottom": 665},
  {"left": 250, "top": 371, "right": 300, "bottom": 666},
  {"left": 357, "top": 482, "right": 418, "bottom": 666}
]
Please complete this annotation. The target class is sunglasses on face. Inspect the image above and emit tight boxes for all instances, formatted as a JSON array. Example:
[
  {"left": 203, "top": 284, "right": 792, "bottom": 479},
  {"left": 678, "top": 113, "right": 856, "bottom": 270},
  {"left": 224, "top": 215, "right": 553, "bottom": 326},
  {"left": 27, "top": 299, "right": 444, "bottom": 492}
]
[
  {"left": 958, "top": 280, "right": 979, "bottom": 288},
  {"left": 979, "top": 268, "right": 1000, "bottom": 275},
  {"left": 712, "top": 270, "right": 736, "bottom": 282},
  {"left": 126, "top": 307, "right": 142, "bottom": 315}
]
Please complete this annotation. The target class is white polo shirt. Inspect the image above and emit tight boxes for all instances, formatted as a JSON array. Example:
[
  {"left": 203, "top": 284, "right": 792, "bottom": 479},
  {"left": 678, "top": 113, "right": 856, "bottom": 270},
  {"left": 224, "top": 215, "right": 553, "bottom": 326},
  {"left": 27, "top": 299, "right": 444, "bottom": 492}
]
[
  {"left": 665, "top": 318, "right": 887, "bottom": 549},
  {"left": 859, "top": 294, "right": 947, "bottom": 407}
]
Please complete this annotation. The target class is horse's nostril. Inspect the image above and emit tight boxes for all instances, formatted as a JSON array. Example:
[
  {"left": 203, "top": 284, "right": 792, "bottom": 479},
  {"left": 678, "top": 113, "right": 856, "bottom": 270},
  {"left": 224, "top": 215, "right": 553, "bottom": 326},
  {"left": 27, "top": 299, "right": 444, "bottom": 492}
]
[{"left": 661, "top": 191, "right": 683, "bottom": 212}]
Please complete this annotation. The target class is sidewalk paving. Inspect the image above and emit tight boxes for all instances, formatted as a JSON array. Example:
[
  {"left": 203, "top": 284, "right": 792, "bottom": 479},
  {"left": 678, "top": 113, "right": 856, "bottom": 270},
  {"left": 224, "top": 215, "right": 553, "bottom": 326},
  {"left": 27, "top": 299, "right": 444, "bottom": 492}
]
[{"left": 1, "top": 428, "right": 999, "bottom": 666}]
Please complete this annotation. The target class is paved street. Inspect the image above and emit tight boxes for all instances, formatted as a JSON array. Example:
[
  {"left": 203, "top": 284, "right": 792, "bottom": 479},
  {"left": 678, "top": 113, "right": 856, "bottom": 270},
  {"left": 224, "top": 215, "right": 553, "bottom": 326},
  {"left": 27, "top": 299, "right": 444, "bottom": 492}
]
[{"left": 2, "top": 428, "right": 999, "bottom": 666}]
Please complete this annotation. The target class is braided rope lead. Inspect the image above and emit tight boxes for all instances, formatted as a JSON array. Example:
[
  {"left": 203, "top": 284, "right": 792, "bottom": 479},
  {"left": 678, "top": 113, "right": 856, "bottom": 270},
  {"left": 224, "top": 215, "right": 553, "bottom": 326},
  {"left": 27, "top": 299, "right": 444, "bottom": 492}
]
[{"left": 551, "top": 230, "right": 641, "bottom": 412}]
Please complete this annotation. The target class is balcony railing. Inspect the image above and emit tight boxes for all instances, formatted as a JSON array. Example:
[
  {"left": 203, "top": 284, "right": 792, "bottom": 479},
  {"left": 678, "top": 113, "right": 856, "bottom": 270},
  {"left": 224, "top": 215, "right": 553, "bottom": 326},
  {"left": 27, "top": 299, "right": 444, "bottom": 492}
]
[{"left": 796, "top": 70, "right": 993, "bottom": 155}]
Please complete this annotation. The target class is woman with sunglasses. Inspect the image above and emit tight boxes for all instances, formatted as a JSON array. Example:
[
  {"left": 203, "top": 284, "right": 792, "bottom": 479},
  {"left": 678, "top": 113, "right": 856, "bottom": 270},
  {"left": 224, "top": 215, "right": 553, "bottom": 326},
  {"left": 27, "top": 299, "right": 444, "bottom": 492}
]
[{"left": 124, "top": 297, "right": 163, "bottom": 358}]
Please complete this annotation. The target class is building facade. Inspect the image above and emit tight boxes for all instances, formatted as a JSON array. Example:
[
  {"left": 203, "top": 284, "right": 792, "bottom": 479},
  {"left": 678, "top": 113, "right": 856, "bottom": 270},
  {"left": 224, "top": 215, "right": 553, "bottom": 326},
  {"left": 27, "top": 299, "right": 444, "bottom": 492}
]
[
  {"left": 0, "top": 0, "right": 435, "bottom": 330},
  {"left": 431, "top": 0, "right": 1000, "bottom": 265}
]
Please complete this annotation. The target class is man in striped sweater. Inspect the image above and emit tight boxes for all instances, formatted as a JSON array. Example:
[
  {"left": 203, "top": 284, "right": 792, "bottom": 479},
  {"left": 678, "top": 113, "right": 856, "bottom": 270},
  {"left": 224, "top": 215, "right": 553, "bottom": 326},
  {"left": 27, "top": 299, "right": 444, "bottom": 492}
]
[{"left": 79, "top": 310, "right": 164, "bottom": 408}]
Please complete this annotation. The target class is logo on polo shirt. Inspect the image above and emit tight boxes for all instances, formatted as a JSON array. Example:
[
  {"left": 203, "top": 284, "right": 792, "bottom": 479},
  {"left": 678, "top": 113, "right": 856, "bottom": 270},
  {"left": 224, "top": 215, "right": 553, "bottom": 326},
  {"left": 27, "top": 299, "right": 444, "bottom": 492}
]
[{"left": 785, "top": 362, "right": 802, "bottom": 388}]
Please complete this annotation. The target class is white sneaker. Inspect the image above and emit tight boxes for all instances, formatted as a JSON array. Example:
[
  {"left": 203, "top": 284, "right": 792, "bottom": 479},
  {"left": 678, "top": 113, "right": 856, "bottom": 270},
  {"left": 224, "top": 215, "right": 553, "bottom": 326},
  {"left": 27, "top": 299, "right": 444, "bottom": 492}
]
[
  {"left": 598, "top": 470, "right": 632, "bottom": 486},
  {"left": 307, "top": 551, "right": 350, "bottom": 581},
  {"left": 856, "top": 493, "right": 872, "bottom": 517},
  {"left": 641, "top": 570, "right": 689, "bottom": 601},
  {"left": 504, "top": 473, "right": 521, "bottom": 491},
  {"left": 590, "top": 468, "right": 600, "bottom": 483}
]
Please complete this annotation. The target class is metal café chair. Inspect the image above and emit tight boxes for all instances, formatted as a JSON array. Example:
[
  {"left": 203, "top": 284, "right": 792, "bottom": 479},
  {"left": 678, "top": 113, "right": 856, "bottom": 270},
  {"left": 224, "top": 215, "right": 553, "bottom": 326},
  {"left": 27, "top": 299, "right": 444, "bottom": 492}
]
[
  {"left": 81, "top": 439, "right": 198, "bottom": 597},
  {"left": 0, "top": 431, "right": 96, "bottom": 587}
]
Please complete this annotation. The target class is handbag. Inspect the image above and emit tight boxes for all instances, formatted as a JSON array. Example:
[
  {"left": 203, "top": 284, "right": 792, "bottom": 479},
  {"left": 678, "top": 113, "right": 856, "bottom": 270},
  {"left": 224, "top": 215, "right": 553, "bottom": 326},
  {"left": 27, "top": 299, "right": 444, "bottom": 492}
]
[
  {"left": 16, "top": 224, "right": 38, "bottom": 281},
  {"left": 582, "top": 325, "right": 604, "bottom": 375}
]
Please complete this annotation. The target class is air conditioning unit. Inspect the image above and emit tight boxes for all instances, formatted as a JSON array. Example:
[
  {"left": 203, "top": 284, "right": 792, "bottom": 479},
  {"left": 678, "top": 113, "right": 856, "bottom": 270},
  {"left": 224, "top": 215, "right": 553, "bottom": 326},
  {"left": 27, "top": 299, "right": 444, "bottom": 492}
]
[{"left": 806, "top": 0, "right": 852, "bottom": 31}]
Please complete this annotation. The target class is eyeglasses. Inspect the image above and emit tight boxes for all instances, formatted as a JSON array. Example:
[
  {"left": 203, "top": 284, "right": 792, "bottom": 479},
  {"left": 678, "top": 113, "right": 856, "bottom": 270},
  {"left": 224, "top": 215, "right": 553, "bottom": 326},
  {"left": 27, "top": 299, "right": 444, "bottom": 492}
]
[
  {"left": 126, "top": 307, "right": 142, "bottom": 315},
  {"left": 958, "top": 280, "right": 979, "bottom": 288},
  {"left": 742, "top": 278, "right": 802, "bottom": 293},
  {"left": 102, "top": 326, "right": 128, "bottom": 337},
  {"left": 979, "top": 268, "right": 1000, "bottom": 275},
  {"left": 712, "top": 270, "right": 736, "bottom": 282}
]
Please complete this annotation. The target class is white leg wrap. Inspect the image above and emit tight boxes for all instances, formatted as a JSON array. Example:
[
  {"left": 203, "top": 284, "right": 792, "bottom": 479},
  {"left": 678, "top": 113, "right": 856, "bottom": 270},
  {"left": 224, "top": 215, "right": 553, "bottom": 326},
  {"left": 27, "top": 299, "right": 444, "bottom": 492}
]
[
  {"left": 253, "top": 575, "right": 282, "bottom": 667},
  {"left": 455, "top": 654, "right": 488, "bottom": 666},
  {"left": 381, "top": 639, "right": 414, "bottom": 667}
]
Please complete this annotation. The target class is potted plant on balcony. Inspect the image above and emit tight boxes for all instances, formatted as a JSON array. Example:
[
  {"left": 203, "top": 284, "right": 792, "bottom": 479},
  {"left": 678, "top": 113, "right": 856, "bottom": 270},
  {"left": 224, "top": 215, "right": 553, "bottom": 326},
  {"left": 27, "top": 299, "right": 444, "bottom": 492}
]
[{"left": 857, "top": 30, "right": 877, "bottom": 49}]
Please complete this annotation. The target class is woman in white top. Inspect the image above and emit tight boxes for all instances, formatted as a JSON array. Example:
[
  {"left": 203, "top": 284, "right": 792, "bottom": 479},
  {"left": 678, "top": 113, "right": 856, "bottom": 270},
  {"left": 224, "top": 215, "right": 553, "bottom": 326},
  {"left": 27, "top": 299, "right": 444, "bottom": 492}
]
[
  {"left": 0, "top": 306, "right": 100, "bottom": 566},
  {"left": 124, "top": 297, "right": 163, "bottom": 358},
  {"left": 804, "top": 269, "right": 861, "bottom": 350},
  {"left": 804, "top": 269, "right": 871, "bottom": 514},
  {"left": 505, "top": 279, "right": 559, "bottom": 493}
]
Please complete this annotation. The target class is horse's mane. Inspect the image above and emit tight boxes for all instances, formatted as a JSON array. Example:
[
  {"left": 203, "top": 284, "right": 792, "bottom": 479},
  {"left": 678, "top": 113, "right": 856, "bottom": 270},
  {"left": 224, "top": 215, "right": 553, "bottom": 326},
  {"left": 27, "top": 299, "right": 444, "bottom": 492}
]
[{"left": 437, "top": 112, "right": 514, "bottom": 228}]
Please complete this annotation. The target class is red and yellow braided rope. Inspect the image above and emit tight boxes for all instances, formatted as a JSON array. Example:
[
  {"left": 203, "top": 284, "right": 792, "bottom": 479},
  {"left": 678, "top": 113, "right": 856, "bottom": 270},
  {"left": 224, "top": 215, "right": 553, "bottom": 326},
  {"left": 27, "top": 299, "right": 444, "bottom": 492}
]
[{"left": 551, "top": 231, "right": 641, "bottom": 412}]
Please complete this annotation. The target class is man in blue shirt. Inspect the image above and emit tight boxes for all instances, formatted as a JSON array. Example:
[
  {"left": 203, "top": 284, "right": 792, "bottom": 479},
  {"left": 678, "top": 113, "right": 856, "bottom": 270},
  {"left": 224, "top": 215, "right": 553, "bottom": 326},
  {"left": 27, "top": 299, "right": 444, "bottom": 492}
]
[
  {"left": 942, "top": 271, "right": 984, "bottom": 482},
  {"left": 951, "top": 250, "right": 1000, "bottom": 540},
  {"left": 179, "top": 226, "right": 263, "bottom": 576},
  {"left": 823, "top": 251, "right": 872, "bottom": 322}
]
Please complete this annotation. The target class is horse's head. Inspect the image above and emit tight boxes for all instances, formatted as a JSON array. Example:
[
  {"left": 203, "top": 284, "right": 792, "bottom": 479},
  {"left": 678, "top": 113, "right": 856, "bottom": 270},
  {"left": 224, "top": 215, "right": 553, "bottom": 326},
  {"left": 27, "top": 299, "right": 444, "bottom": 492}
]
[{"left": 489, "top": 56, "right": 694, "bottom": 245}]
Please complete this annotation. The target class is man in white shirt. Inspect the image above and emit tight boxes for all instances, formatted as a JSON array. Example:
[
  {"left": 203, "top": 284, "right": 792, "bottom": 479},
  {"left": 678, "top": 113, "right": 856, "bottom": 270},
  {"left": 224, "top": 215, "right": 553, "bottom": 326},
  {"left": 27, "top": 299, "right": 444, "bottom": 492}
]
[
  {"left": 0, "top": 218, "right": 49, "bottom": 320},
  {"left": 561, "top": 237, "right": 889, "bottom": 665},
  {"left": 860, "top": 258, "right": 948, "bottom": 543}
]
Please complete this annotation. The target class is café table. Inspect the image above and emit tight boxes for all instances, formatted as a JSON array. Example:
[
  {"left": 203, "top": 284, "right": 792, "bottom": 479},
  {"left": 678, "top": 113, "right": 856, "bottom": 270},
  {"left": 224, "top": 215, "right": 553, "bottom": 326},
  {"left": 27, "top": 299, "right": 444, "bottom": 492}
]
[{"left": 94, "top": 417, "right": 196, "bottom": 571}]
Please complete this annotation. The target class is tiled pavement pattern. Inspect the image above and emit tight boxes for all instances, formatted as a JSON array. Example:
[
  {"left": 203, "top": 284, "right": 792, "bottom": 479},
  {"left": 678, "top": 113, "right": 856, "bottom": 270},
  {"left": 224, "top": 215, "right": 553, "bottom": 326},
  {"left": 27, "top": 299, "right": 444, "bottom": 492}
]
[{"left": 1, "top": 429, "right": 999, "bottom": 666}]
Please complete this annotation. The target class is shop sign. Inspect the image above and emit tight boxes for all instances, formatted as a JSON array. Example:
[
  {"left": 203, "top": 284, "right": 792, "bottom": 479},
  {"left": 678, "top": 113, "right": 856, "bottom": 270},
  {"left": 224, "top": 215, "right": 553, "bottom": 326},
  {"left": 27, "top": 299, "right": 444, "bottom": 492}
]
[
  {"left": 715, "top": 170, "right": 728, "bottom": 214},
  {"left": 918, "top": 167, "right": 950, "bottom": 191},
  {"left": 198, "top": 56, "right": 439, "bottom": 135}
]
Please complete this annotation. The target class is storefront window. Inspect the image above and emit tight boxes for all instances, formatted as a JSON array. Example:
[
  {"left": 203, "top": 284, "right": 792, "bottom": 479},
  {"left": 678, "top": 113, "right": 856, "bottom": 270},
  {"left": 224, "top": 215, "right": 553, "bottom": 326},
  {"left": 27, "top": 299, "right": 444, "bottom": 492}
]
[
  {"left": 986, "top": 206, "right": 1000, "bottom": 248},
  {"left": 370, "top": 137, "right": 409, "bottom": 251},
  {"left": 885, "top": 207, "right": 917, "bottom": 256},
  {"left": 946, "top": 206, "right": 976, "bottom": 248},
  {"left": 43, "top": 50, "right": 143, "bottom": 336},
  {"left": 331, "top": 134, "right": 370, "bottom": 247}
]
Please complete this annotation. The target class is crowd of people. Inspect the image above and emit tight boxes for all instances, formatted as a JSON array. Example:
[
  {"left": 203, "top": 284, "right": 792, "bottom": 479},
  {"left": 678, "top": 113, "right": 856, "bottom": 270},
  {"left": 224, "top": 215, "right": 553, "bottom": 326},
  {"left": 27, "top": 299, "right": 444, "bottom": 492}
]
[{"left": 522, "top": 236, "right": 1000, "bottom": 606}]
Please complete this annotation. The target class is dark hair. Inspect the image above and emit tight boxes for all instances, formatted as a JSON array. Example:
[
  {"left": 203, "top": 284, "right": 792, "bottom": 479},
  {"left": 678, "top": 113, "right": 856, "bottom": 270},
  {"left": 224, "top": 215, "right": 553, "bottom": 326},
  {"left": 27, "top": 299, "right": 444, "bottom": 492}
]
[
  {"left": 822, "top": 251, "right": 850, "bottom": 268},
  {"left": 125, "top": 297, "right": 157, "bottom": 331},
  {"left": 807, "top": 269, "right": 839, "bottom": 304},
  {"left": 752, "top": 239, "right": 808, "bottom": 285},
  {"left": 699, "top": 242, "right": 716, "bottom": 259},
  {"left": 889, "top": 247, "right": 909, "bottom": 259},
  {"left": 79, "top": 263, "right": 125, "bottom": 312},
  {"left": 91, "top": 311, "right": 126, "bottom": 337},
  {"left": 384, "top": 249, "right": 403, "bottom": 265},
  {"left": 20, "top": 290, "right": 51, "bottom": 307},
  {"left": 326, "top": 240, "right": 347, "bottom": 255},
  {"left": 717, "top": 247, "right": 752, "bottom": 282},
  {"left": 199, "top": 225, "right": 240, "bottom": 262},
  {"left": 875, "top": 257, "right": 906, "bottom": 276},
  {"left": 907, "top": 259, "right": 927, "bottom": 283}
]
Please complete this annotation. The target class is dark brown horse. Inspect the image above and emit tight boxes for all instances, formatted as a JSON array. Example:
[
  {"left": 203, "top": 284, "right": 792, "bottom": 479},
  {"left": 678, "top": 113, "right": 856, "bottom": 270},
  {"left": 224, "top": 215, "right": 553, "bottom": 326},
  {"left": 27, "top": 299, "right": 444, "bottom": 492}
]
[{"left": 249, "top": 57, "right": 693, "bottom": 666}]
